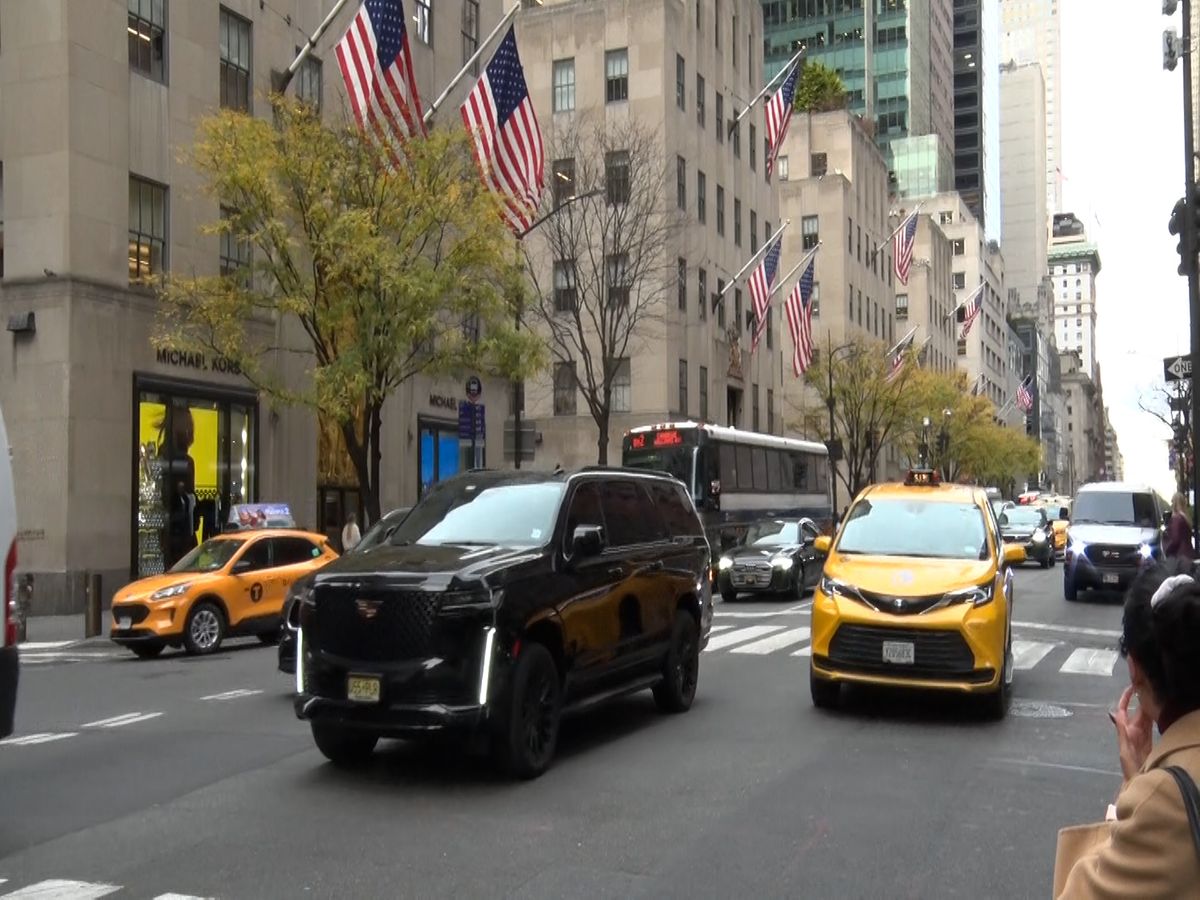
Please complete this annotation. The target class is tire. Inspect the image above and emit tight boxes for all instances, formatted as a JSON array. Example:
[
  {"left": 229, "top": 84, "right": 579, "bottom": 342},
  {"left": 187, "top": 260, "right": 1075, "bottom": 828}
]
[
  {"left": 721, "top": 589, "right": 738, "bottom": 603},
  {"left": 982, "top": 629, "right": 1012, "bottom": 720},
  {"left": 653, "top": 612, "right": 700, "bottom": 713},
  {"left": 1048, "top": 552, "right": 1055, "bottom": 569},
  {"left": 130, "top": 642, "right": 165, "bottom": 660},
  {"left": 311, "top": 723, "right": 378, "bottom": 768},
  {"left": 495, "top": 643, "right": 562, "bottom": 779},
  {"left": 183, "top": 601, "right": 225, "bottom": 655},
  {"left": 1040, "top": 554, "right": 1050, "bottom": 569},
  {"left": 793, "top": 565, "right": 807, "bottom": 601},
  {"left": 1064, "top": 573, "right": 1078, "bottom": 602},
  {"left": 810, "top": 669, "right": 841, "bottom": 710}
]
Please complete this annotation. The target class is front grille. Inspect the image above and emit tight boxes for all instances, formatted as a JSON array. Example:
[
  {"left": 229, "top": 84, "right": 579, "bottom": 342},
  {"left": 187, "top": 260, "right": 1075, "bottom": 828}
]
[
  {"left": 1002, "top": 533, "right": 1025, "bottom": 543},
  {"left": 1084, "top": 544, "right": 1141, "bottom": 567},
  {"left": 828, "top": 624, "right": 978, "bottom": 679},
  {"left": 856, "top": 589, "right": 944, "bottom": 616},
  {"left": 311, "top": 588, "right": 442, "bottom": 662},
  {"left": 732, "top": 560, "right": 771, "bottom": 574},
  {"left": 112, "top": 604, "right": 149, "bottom": 625}
]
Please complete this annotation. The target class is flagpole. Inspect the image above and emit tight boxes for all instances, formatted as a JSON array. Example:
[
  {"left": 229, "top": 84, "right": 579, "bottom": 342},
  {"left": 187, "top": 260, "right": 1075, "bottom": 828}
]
[
  {"left": 729, "top": 47, "right": 805, "bottom": 134},
  {"left": 886, "top": 325, "right": 918, "bottom": 358},
  {"left": 716, "top": 219, "right": 791, "bottom": 303},
  {"left": 871, "top": 203, "right": 922, "bottom": 262},
  {"left": 423, "top": 0, "right": 527, "bottom": 125},
  {"left": 945, "top": 281, "right": 986, "bottom": 321},
  {"left": 273, "top": 0, "right": 354, "bottom": 93}
]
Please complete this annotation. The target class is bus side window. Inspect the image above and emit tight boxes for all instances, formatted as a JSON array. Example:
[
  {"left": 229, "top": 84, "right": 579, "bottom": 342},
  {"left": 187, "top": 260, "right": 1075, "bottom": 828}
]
[
  {"left": 736, "top": 445, "right": 755, "bottom": 491},
  {"left": 778, "top": 452, "right": 794, "bottom": 490},
  {"left": 791, "top": 451, "right": 807, "bottom": 490},
  {"left": 751, "top": 448, "right": 768, "bottom": 492},
  {"left": 767, "top": 450, "right": 783, "bottom": 492},
  {"left": 718, "top": 442, "right": 737, "bottom": 492}
]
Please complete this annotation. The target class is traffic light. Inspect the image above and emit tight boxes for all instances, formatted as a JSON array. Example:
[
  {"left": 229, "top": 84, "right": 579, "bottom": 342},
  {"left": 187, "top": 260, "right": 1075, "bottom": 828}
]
[{"left": 1169, "top": 194, "right": 1196, "bottom": 276}]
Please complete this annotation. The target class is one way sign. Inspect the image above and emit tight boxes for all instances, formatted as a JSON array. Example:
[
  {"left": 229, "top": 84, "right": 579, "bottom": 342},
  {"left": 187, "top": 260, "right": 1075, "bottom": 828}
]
[{"left": 1165, "top": 354, "right": 1193, "bottom": 382}]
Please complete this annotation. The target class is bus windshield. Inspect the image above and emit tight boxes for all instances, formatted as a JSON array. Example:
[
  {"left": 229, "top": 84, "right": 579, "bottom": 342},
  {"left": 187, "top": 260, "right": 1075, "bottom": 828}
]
[{"left": 623, "top": 446, "right": 694, "bottom": 492}]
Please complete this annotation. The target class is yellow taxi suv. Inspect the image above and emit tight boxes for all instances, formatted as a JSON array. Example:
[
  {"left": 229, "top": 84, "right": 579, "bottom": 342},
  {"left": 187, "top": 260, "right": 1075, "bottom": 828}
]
[
  {"left": 111, "top": 529, "right": 337, "bottom": 658},
  {"left": 809, "top": 470, "right": 1024, "bottom": 719}
]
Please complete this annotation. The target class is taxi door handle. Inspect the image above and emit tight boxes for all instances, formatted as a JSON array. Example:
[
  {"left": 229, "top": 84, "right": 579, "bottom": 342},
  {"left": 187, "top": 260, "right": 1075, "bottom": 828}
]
[{"left": 607, "top": 566, "right": 625, "bottom": 577}]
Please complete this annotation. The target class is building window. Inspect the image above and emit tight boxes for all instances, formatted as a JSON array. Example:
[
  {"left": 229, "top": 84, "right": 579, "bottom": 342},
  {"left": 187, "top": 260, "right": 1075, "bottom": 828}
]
[
  {"left": 957, "top": 338, "right": 967, "bottom": 356},
  {"left": 778, "top": 155, "right": 790, "bottom": 180},
  {"left": 766, "top": 308, "right": 774, "bottom": 348},
  {"left": 677, "top": 156, "right": 687, "bottom": 210},
  {"left": 767, "top": 389, "right": 775, "bottom": 433},
  {"left": 698, "top": 268, "right": 707, "bottom": 320},
  {"left": 678, "top": 258, "right": 687, "bottom": 310},
  {"left": 552, "top": 158, "right": 575, "bottom": 206},
  {"left": 219, "top": 206, "right": 251, "bottom": 280},
  {"left": 952, "top": 238, "right": 965, "bottom": 255},
  {"left": 554, "top": 259, "right": 577, "bottom": 312},
  {"left": 953, "top": 271, "right": 966, "bottom": 289},
  {"left": 752, "top": 383, "right": 760, "bottom": 431},
  {"left": 129, "top": 175, "right": 167, "bottom": 281},
  {"left": 553, "top": 363, "right": 576, "bottom": 416},
  {"left": 802, "top": 215, "right": 819, "bottom": 250},
  {"left": 734, "top": 199, "right": 742, "bottom": 247},
  {"left": 732, "top": 121, "right": 741, "bottom": 158},
  {"left": 699, "top": 366, "right": 709, "bottom": 420},
  {"left": 128, "top": 0, "right": 167, "bottom": 82},
  {"left": 750, "top": 210, "right": 758, "bottom": 254},
  {"left": 940, "top": 212, "right": 953, "bottom": 227},
  {"left": 219, "top": 7, "right": 251, "bottom": 112},
  {"left": 414, "top": 0, "right": 432, "bottom": 44},
  {"left": 607, "top": 254, "right": 630, "bottom": 307},
  {"left": 811, "top": 283, "right": 821, "bottom": 316},
  {"left": 716, "top": 93, "right": 724, "bottom": 143},
  {"left": 807, "top": 153, "right": 829, "bottom": 178},
  {"left": 735, "top": 288, "right": 744, "bottom": 331},
  {"left": 717, "top": 279, "right": 726, "bottom": 327},
  {"left": 606, "top": 150, "right": 631, "bottom": 204},
  {"left": 462, "top": 0, "right": 480, "bottom": 74},
  {"left": 697, "top": 170, "right": 707, "bottom": 223},
  {"left": 553, "top": 59, "right": 575, "bottom": 112},
  {"left": 611, "top": 358, "right": 632, "bottom": 413},
  {"left": 896, "top": 293, "right": 908, "bottom": 319},
  {"left": 716, "top": 185, "right": 725, "bottom": 236},
  {"left": 605, "top": 48, "right": 629, "bottom": 103},
  {"left": 295, "top": 52, "right": 322, "bottom": 110},
  {"left": 676, "top": 54, "right": 686, "bottom": 110},
  {"left": 750, "top": 123, "right": 757, "bottom": 171},
  {"left": 679, "top": 359, "right": 689, "bottom": 415}
]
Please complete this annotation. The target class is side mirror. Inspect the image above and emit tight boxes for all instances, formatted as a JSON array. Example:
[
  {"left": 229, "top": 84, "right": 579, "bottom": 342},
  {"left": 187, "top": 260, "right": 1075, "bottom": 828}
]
[
  {"left": 814, "top": 535, "right": 832, "bottom": 555},
  {"left": 1163, "top": 510, "right": 1173, "bottom": 528},
  {"left": 231, "top": 558, "right": 253, "bottom": 574},
  {"left": 997, "top": 513, "right": 1009, "bottom": 526},
  {"left": 1002, "top": 544, "right": 1026, "bottom": 566},
  {"left": 1059, "top": 507, "right": 1070, "bottom": 522},
  {"left": 570, "top": 524, "right": 605, "bottom": 559}
]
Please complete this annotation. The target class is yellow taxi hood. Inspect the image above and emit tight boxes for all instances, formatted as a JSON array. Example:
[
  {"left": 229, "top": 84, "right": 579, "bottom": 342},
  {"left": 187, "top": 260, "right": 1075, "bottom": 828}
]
[
  {"left": 115, "top": 570, "right": 223, "bottom": 601},
  {"left": 822, "top": 553, "right": 994, "bottom": 596}
]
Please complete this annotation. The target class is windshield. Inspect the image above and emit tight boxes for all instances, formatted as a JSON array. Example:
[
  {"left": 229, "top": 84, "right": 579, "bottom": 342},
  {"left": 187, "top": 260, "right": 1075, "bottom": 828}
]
[
  {"left": 357, "top": 508, "right": 411, "bottom": 552},
  {"left": 745, "top": 521, "right": 800, "bottom": 547},
  {"left": 836, "top": 499, "right": 989, "bottom": 560},
  {"left": 1002, "top": 508, "right": 1044, "bottom": 528},
  {"left": 169, "top": 539, "right": 245, "bottom": 573},
  {"left": 390, "top": 481, "right": 565, "bottom": 548},
  {"left": 623, "top": 446, "right": 693, "bottom": 491},
  {"left": 1072, "top": 492, "right": 1158, "bottom": 528}
]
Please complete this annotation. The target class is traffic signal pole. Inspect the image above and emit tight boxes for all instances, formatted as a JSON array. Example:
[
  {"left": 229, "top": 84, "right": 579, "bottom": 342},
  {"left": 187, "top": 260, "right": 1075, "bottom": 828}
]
[{"left": 1184, "top": 0, "right": 1200, "bottom": 542}]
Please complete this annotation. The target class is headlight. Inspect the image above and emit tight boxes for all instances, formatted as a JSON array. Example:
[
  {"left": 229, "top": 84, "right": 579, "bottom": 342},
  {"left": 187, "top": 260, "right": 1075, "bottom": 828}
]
[
  {"left": 943, "top": 582, "right": 993, "bottom": 607},
  {"left": 150, "top": 582, "right": 192, "bottom": 600},
  {"left": 819, "top": 575, "right": 864, "bottom": 604},
  {"left": 1068, "top": 538, "right": 1087, "bottom": 556},
  {"left": 718, "top": 556, "right": 733, "bottom": 571},
  {"left": 1031, "top": 531, "right": 1046, "bottom": 543},
  {"left": 772, "top": 556, "right": 794, "bottom": 570},
  {"left": 1139, "top": 543, "right": 1154, "bottom": 560}
]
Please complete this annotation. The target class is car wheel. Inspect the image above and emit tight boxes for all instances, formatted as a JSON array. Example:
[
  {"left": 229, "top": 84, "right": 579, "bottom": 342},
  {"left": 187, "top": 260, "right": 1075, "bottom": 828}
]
[
  {"left": 721, "top": 589, "right": 738, "bottom": 603},
  {"left": 1064, "top": 573, "right": 1078, "bottom": 602},
  {"left": 311, "top": 723, "right": 378, "bottom": 768},
  {"left": 130, "top": 642, "right": 165, "bottom": 660},
  {"left": 982, "top": 630, "right": 1012, "bottom": 720},
  {"left": 810, "top": 669, "right": 841, "bottom": 710},
  {"left": 793, "top": 565, "right": 807, "bottom": 601},
  {"left": 183, "top": 601, "right": 225, "bottom": 655},
  {"left": 1048, "top": 552, "right": 1055, "bottom": 568},
  {"left": 496, "top": 642, "right": 562, "bottom": 779},
  {"left": 653, "top": 612, "right": 700, "bottom": 714},
  {"left": 1040, "top": 554, "right": 1050, "bottom": 569}
]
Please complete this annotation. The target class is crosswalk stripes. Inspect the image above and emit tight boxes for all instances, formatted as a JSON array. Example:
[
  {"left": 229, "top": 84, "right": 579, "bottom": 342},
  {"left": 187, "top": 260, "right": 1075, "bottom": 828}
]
[
  {"left": 0, "top": 733, "right": 78, "bottom": 747},
  {"left": 0, "top": 881, "right": 212, "bottom": 899},
  {"left": 703, "top": 625, "right": 785, "bottom": 652},
  {"left": 1060, "top": 647, "right": 1120, "bottom": 676},
  {"left": 1012, "top": 640, "right": 1058, "bottom": 670},
  {"left": 730, "top": 627, "right": 811, "bottom": 655}
]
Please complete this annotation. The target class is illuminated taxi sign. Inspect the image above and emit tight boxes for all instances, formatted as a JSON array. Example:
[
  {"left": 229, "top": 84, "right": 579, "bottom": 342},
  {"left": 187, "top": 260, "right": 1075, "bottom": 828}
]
[
  {"left": 228, "top": 503, "right": 295, "bottom": 530},
  {"left": 904, "top": 469, "right": 941, "bottom": 487}
]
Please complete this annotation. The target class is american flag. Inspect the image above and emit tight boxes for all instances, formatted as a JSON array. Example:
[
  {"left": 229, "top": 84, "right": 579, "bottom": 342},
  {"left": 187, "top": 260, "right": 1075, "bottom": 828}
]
[
  {"left": 1016, "top": 376, "right": 1035, "bottom": 412},
  {"left": 893, "top": 211, "right": 918, "bottom": 286},
  {"left": 335, "top": 0, "right": 426, "bottom": 146},
  {"left": 969, "top": 375, "right": 983, "bottom": 397},
  {"left": 784, "top": 259, "right": 816, "bottom": 377},
  {"left": 885, "top": 330, "right": 916, "bottom": 384},
  {"left": 765, "top": 64, "right": 800, "bottom": 177},
  {"left": 461, "top": 27, "right": 545, "bottom": 235},
  {"left": 749, "top": 237, "right": 783, "bottom": 351},
  {"left": 958, "top": 283, "right": 985, "bottom": 340}
]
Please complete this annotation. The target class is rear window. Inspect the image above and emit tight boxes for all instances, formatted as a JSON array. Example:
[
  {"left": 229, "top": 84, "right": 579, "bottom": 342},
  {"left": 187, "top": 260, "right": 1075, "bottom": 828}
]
[
  {"left": 1073, "top": 491, "right": 1158, "bottom": 529},
  {"left": 647, "top": 481, "right": 703, "bottom": 538}
]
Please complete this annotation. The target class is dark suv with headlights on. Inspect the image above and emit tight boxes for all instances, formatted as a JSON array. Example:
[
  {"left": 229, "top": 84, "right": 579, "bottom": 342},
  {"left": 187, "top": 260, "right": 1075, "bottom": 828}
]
[
  {"left": 1064, "top": 483, "right": 1166, "bottom": 601},
  {"left": 997, "top": 506, "right": 1054, "bottom": 568},
  {"left": 716, "top": 517, "right": 825, "bottom": 602},
  {"left": 293, "top": 468, "right": 713, "bottom": 778}
]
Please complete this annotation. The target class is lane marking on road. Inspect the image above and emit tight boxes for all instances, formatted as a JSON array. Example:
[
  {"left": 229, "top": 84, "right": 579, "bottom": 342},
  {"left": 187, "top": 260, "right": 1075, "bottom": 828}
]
[
  {"left": 200, "top": 689, "right": 264, "bottom": 701},
  {"left": 713, "top": 609, "right": 811, "bottom": 620},
  {"left": 0, "top": 879, "right": 120, "bottom": 899},
  {"left": 154, "top": 894, "right": 215, "bottom": 900},
  {"left": 1012, "top": 640, "right": 1059, "bottom": 670},
  {"left": 0, "top": 733, "right": 78, "bottom": 747},
  {"left": 731, "top": 627, "right": 812, "bottom": 655},
  {"left": 708, "top": 625, "right": 736, "bottom": 634},
  {"left": 19, "top": 653, "right": 121, "bottom": 661},
  {"left": 82, "top": 712, "right": 163, "bottom": 729},
  {"left": 987, "top": 757, "right": 1122, "bottom": 778},
  {"left": 1059, "top": 648, "right": 1120, "bottom": 677},
  {"left": 18, "top": 641, "right": 76, "bottom": 650},
  {"left": 703, "top": 625, "right": 786, "bottom": 652},
  {"left": 1013, "top": 620, "right": 1121, "bottom": 639}
]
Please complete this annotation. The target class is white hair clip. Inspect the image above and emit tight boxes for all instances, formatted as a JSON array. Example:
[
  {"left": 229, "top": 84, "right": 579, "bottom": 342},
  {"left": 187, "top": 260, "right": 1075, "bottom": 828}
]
[{"left": 1151, "top": 574, "right": 1194, "bottom": 609}]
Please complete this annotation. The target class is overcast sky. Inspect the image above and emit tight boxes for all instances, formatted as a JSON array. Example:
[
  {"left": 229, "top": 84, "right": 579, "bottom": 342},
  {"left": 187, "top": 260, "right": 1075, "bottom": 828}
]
[{"left": 1058, "top": 1, "right": 1185, "bottom": 497}]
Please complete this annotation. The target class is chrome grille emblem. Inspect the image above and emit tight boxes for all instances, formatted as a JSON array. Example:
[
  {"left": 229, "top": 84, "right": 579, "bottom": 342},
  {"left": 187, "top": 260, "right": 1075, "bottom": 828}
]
[{"left": 355, "top": 598, "right": 382, "bottom": 620}]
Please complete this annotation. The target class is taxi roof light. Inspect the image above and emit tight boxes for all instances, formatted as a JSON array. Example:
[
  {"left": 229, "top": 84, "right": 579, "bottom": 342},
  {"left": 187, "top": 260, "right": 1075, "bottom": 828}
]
[{"left": 904, "top": 468, "right": 942, "bottom": 487}]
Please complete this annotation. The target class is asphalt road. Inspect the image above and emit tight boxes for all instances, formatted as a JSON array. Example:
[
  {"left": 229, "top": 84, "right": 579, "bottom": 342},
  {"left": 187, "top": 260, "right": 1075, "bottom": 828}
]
[{"left": 0, "top": 564, "right": 1130, "bottom": 899}]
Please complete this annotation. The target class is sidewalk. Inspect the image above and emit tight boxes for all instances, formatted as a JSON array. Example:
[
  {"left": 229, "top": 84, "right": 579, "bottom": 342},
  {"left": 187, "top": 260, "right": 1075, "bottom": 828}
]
[{"left": 17, "top": 614, "right": 109, "bottom": 646}]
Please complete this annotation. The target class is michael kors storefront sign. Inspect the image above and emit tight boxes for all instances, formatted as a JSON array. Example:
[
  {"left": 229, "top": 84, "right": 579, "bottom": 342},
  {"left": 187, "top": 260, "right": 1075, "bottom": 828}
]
[{"left": 156, "top": 347, "right": 242, "bottom": 375}]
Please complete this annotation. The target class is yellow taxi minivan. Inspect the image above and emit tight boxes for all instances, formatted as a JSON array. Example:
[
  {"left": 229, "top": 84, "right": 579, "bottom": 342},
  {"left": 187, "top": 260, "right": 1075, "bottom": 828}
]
[
  {"left": 111, "top": 526, "right": 337, "bottom": 658},
  {"left": 809, "top": 470, "right": 1024, "bottom": 718}
]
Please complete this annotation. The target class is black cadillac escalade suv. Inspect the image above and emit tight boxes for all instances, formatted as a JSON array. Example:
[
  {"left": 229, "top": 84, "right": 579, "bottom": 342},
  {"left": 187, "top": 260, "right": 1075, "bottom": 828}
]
[{"left": 294, "top": 468, "right": 713, "bottom": 778}]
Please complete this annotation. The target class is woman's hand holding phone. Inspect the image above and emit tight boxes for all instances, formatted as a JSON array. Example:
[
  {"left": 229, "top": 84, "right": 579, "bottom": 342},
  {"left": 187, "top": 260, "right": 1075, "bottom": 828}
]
[{"left": 1109, "top": 685, "right": 1152, "bottom": 783}]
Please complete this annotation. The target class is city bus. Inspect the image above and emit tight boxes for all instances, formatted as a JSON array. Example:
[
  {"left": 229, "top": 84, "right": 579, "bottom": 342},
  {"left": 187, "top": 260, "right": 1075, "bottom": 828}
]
[{"left": 620, "top": 422, "right": 833, "bottom": 556}]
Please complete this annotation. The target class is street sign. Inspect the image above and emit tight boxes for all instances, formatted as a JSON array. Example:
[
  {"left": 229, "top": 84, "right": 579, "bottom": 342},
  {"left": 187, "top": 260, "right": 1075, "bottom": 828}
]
[
  {"left": 1164, "top": 354, "right": 1193, "bottom": 382},
  {"left": 465, "top": 375, "right": 483, "bottom": 403},
  {"left": 458, "top": 402, "right": 474, "bottom": 440}
]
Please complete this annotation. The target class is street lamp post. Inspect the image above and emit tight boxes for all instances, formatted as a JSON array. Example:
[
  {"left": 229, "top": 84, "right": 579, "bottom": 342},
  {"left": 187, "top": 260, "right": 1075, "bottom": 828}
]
[{"left": 824, "top": 334, "right": 860, "bottom": 522}]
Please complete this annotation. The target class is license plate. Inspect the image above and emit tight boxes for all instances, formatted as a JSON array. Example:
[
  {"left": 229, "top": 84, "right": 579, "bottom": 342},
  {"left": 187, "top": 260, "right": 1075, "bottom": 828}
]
[
  {"left": 1103, "top": 573, "right": 1120, "bottom": 585},
  {"left": 116, "top": 617, "right": 131, "bottom": 630},
  {"left": 346, "top": 675, "right": 381, "bottom": 704},
  {"left": 882, "top": 641, "right": 915, "bottom": 665}
]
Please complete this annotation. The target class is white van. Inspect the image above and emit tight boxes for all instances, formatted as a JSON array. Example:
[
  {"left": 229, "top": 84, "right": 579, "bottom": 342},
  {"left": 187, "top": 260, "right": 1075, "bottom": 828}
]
[{"left": 0, "top": 406, "right": 16, "bottom": 738}]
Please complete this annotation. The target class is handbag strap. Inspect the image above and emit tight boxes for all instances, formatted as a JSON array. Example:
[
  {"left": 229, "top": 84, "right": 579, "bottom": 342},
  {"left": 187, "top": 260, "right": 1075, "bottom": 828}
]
[{"left": 1164, "top": 765, "right": 1200, "bottom": 863}]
